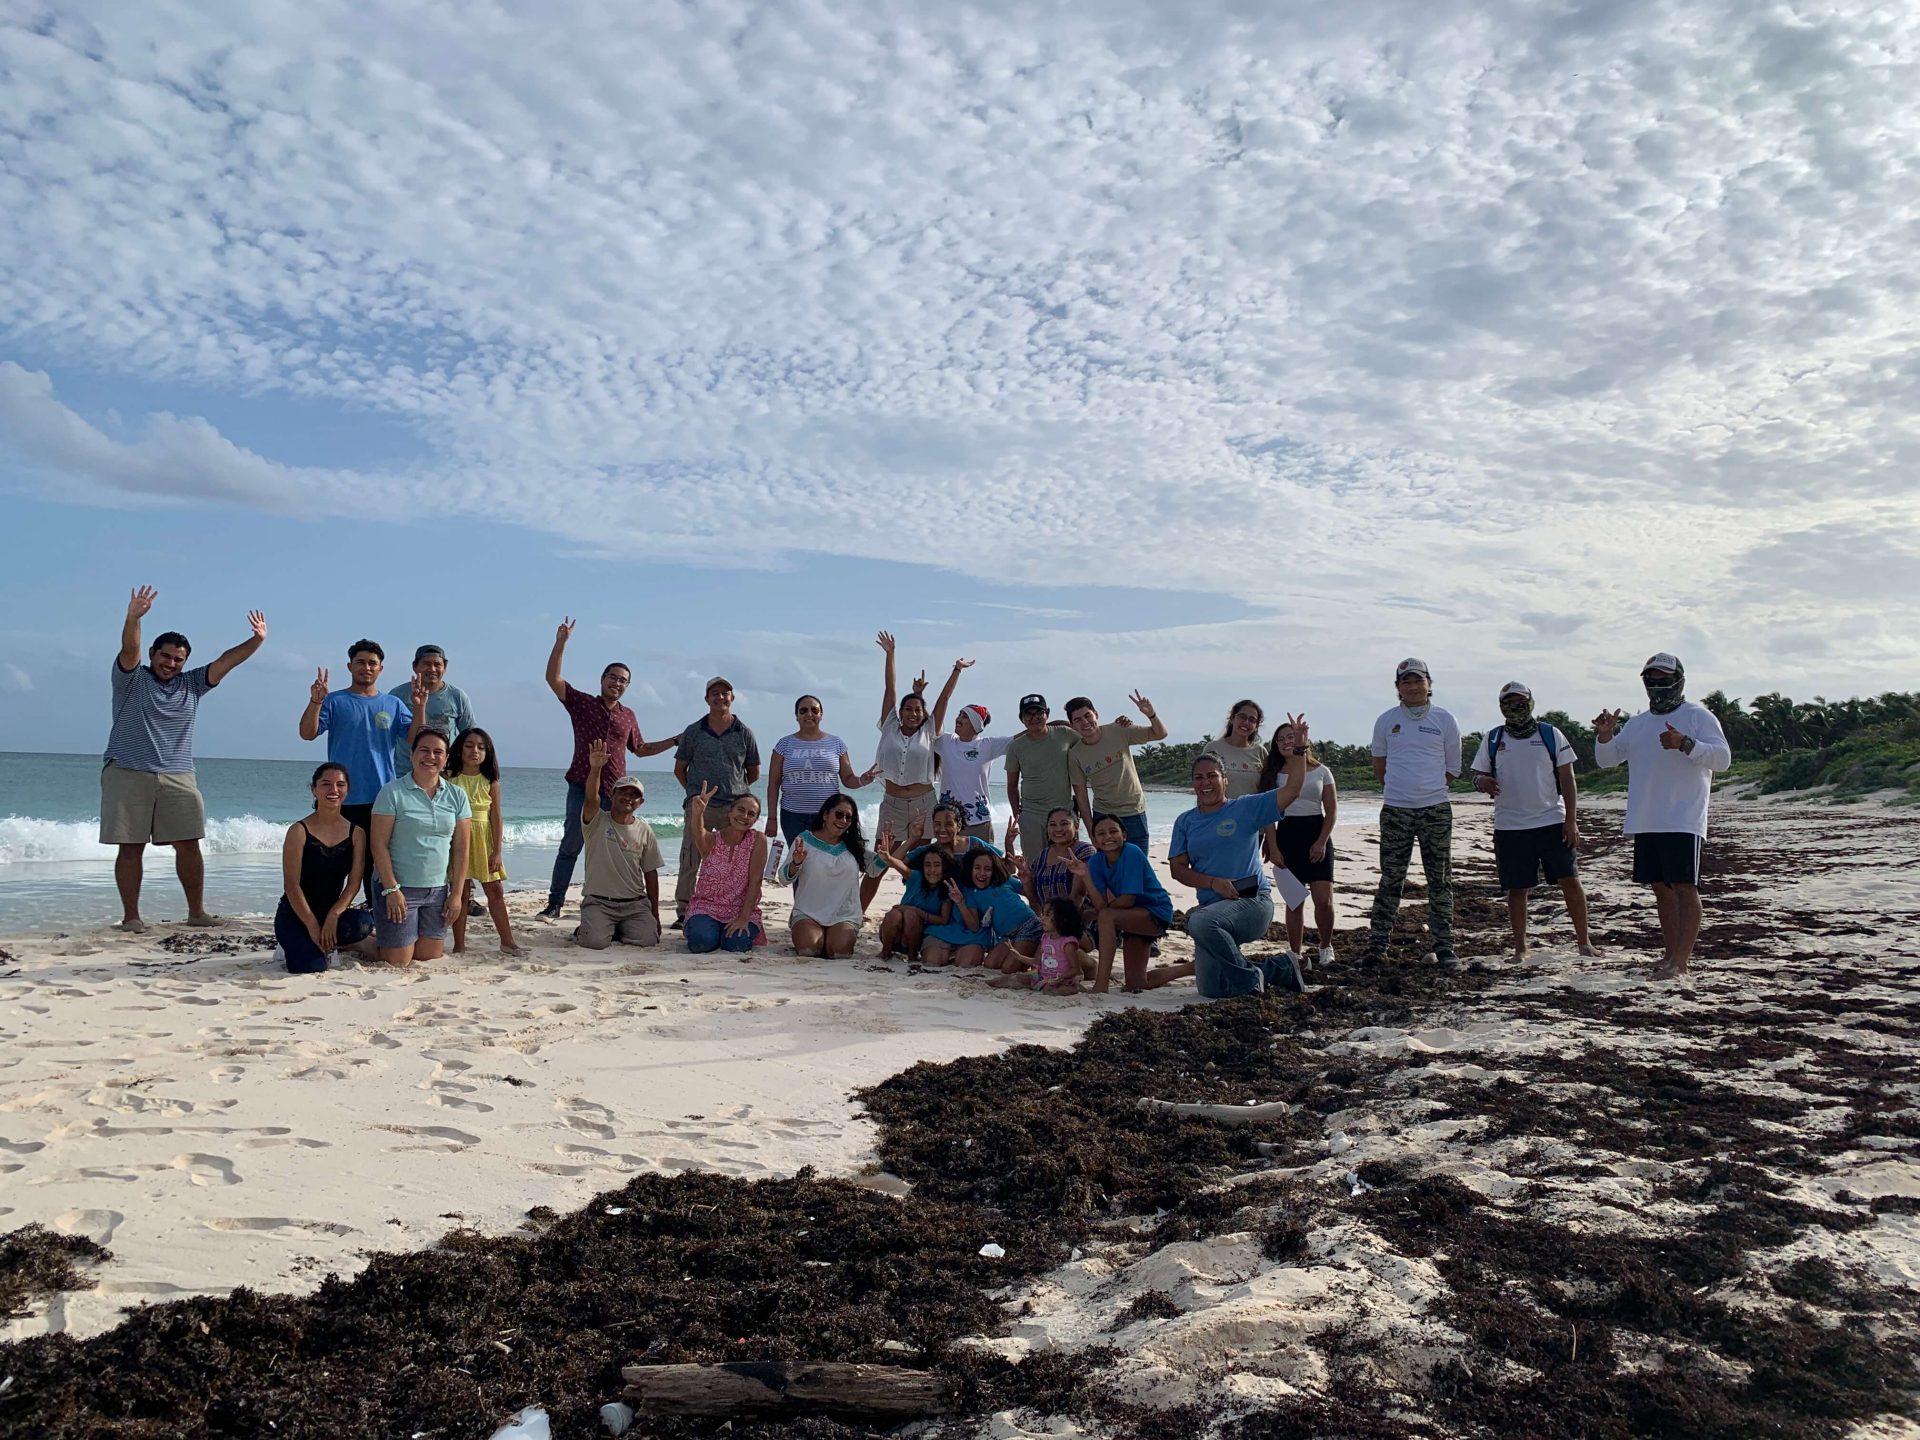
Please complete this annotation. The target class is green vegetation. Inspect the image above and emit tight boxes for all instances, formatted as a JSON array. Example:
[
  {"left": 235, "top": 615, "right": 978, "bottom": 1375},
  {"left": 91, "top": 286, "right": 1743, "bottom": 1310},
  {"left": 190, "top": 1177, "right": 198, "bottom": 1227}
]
[{"left": 1135, "top": 691, "right": 1920, "bottom": 802}]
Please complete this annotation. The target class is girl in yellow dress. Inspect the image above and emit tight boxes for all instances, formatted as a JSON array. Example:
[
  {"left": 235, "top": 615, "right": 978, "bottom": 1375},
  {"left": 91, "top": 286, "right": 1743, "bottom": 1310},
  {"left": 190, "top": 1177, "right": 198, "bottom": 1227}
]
[{"left": 448, "top": 728, "right": 522, "bottom": 956}]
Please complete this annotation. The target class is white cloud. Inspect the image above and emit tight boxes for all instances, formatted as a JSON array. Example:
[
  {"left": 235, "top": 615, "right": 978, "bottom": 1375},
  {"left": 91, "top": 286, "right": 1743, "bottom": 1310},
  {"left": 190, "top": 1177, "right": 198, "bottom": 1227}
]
[
  {"left": 1, "top": 0, "right": 1917, "bottom": 713},
  {"left": 2, "top": 662, "right": 31, "bottom": 692}
]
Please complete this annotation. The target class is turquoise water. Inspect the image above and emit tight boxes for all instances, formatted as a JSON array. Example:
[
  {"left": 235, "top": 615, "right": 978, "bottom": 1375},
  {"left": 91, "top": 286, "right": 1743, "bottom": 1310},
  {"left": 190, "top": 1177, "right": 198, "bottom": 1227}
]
[{"left": 0, "top": 751, "right": 1377, "bottom": 933}]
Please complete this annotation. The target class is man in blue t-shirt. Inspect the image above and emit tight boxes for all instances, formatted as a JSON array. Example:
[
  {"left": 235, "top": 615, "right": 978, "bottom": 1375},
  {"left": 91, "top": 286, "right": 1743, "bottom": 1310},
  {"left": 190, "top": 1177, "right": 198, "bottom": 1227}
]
[
  {"left": 298, "top": 638, "right": 424, "bottom": 902},
  {"left": 1168, "top": 721, "right": 1314, "bottom": 998},
  {"left": 101, "top": 585, "right": 268, "bottom": 931}
]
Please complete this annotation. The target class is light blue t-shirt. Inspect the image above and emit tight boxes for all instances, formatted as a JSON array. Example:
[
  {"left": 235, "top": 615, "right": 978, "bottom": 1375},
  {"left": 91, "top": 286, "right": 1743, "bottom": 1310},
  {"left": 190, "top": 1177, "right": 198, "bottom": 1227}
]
[
  {"left": 1087, "top": 842, "right": 1174, "bottom": 924},
  {"left": 387, "top": 681, "right": 475, "bottom": 773},
  {"left": 1169, "top": 791, "right": 1278, "bottom": 907},
  {"left": 318, "top": 690, "right": 413, "bottom": 805},
  {"left": 370, "top": 774, "right": 472, "bottom": 888},
  {"left": 772, "top": 732, "right": 849, "bottom": 813}
]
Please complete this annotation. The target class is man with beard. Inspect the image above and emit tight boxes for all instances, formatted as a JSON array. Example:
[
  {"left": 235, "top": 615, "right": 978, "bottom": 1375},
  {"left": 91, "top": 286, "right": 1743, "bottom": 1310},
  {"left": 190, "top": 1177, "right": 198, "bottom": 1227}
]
[
  {"left": 1471, "top": 682, "right": 1600, "bottom": 963},
  {"left": 1593, "top": 654, "right": 1732, "bottom": 980}
]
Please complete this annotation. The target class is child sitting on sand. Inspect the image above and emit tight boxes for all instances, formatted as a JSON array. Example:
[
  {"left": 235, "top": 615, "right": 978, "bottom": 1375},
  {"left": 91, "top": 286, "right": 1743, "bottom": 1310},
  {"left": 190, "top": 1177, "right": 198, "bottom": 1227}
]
[
  {"left": 991, "top": 897, "right": 1087, "bottom": 994},
  {"left": 921, "top": 850, "right": 1040, "bottom": 969},
  {"left": 872, "top": 838, "right": 954, "bottom": 960}
]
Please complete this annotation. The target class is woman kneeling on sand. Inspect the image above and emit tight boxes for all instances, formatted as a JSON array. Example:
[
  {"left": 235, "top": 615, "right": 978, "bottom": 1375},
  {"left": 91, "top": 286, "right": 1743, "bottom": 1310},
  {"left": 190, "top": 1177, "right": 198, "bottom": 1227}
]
[
  {"left": 276, "top": 762, "right": 376, "bottom": 973},
  {"left": 369, "top": 730, "right": 472, "bottom": 967},
  {"left": 684, "top": 785, "right": 767, "bottom": 953},
  {"left": 1073, "top": 814, "right": 1184, "bottom": 993},
  {"left": 783, "top": 794, "right": 871, "bottom": 958}
]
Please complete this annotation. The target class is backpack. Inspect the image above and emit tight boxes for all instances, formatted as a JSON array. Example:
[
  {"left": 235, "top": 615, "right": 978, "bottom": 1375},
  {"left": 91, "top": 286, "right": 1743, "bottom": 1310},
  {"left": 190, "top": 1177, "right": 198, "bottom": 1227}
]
[{"left": 1485, "top": 722, "right": 1560, "bottom": 781}]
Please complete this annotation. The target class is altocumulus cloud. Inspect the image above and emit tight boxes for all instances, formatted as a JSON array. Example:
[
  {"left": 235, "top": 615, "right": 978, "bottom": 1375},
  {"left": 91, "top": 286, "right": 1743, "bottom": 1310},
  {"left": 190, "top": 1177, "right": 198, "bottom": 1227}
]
[{"left": 1, "top": 0, "right": 1918, "bottom": 691}]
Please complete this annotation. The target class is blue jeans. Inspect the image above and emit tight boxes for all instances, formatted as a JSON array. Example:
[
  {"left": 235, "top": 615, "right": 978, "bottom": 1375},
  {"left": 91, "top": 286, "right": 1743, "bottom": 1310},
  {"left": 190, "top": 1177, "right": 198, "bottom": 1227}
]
[
  {"left": 1188, "top": 894, "right": 1279, "bottom": 998},
  {"left": 778, "top": 808, "right": 816, "bottom": 844},
  {"left": 686, "top": 914, "right": 762, "bottom": 953},
  {"left": 1093, "top": 810, "right": 1150, "bottom": 847},
  {"left": 547, "top": 781, "right": 608, "bottom": 911}
]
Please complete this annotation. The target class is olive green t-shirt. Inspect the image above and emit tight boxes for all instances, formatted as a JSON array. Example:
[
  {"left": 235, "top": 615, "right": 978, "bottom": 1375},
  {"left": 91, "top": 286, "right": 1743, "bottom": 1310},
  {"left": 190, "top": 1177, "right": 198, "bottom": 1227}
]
[
  {"left": 1070, "top": 724, "right": 1151, "bottom": 816},
  {"left": 1004, "top": 726, "right": 1078, "bottom": 813}
]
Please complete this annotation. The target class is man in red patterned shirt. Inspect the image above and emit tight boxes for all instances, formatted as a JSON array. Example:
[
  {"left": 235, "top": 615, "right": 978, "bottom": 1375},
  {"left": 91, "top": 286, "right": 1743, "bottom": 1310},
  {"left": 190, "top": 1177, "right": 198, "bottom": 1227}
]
[{"left": 540, "top": 617, "right": 677, "bottom": 919}]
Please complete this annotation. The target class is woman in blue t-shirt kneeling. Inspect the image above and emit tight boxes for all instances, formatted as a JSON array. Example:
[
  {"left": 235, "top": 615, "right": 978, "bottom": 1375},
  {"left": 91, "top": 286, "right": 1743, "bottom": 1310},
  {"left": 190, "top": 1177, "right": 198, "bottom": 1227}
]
[{"left": 1076, "top": 815, "right": 1186, "bottom": 993}]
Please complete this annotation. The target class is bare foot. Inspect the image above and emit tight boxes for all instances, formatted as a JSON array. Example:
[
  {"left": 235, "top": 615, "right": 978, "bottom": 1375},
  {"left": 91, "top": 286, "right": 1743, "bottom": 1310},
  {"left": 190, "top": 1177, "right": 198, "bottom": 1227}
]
[
  {"left": 1577, "top": 940, "right": 1602, "bottom": 958},
  {"left": 498, "top": 943, "right": 525, "bottom": 958},
  {"left": 1648, "top": 958, "right": 1689, "bottom": 980},
  {"left": 1508, "top": 945, "right": 1529, "bottom": 963}
]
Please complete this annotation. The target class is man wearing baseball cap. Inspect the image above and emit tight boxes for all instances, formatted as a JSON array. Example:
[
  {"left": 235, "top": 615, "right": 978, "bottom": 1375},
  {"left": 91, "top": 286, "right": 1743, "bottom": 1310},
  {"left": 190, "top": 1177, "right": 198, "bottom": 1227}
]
[
  {"left": 934, "top": 698, "right": 1015, "bottom": 842},
  {"left": 1471, "top": 682, "right": 1600, "bottom": 963},
  {"left": 1592, "top": 654, "right": 1732, "bottom": 980},
  {"left": 1003, "top": 693, "right": 1078, "bottom": 861},
  {"left": 388, "top": 644, "right": 476, "bottom": 774},
  {"left": 1363, "top": 658, "right": 1464, "bottom": 967},
  {"left": 574, "top": 739, "right": 665, "bottom": 949}
]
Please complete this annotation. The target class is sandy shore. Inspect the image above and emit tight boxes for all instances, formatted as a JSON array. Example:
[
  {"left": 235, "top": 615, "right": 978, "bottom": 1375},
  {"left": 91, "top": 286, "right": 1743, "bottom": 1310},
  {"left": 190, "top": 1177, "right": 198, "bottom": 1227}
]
[{"left": 4, "top": 794, "right": 1917, "bottom": 1437}]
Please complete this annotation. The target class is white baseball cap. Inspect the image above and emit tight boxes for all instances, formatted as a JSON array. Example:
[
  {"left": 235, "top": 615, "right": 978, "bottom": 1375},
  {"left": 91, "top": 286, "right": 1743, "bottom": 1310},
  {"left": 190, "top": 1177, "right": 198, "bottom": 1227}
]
[
  {"left": 1499, "top": 681, "right": 1532, "bottom": 700},
  {"left": 1641, "top": 652, "right": 1682, "bottom": 674},
  {"left": 1395, "top": 657, "right": 1431, "bottom": 681}
]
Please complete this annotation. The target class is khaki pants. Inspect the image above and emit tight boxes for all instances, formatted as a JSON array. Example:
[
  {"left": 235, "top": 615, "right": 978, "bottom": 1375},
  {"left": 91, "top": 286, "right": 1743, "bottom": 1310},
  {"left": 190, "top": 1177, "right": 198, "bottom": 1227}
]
[{"left": 575, "top": 895, "right": 661, "bottom": 949}]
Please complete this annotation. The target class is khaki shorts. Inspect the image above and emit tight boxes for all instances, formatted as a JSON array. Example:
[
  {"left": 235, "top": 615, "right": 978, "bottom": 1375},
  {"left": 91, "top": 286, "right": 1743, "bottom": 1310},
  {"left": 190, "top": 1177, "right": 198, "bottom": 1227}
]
[
  {"left": 878, "top": 790, "right": 938, "bottom": 846},
  {"left": 100, "top": 762, "right": 206, "bottom": 845}
]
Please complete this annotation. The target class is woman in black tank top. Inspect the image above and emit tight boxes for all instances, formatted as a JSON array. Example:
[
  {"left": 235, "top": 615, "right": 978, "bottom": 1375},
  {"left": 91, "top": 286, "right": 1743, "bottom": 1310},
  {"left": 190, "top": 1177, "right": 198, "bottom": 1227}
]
[{"left": 275, "top": 762, "right": 374, "bottom": 973}]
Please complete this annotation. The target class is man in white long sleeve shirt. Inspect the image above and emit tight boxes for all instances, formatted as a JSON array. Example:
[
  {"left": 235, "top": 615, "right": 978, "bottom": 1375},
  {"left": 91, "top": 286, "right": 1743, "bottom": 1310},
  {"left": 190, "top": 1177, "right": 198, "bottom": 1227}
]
[{"left": 1592, "top": 653, "right": 1733, "bottom": 979}]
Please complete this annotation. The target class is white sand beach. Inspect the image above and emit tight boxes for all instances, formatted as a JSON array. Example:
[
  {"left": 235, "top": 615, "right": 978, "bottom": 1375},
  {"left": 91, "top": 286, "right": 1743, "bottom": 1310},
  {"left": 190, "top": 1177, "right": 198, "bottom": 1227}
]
[{"left": 4, "top": 795, "right": 1917, "bottom": 1435}]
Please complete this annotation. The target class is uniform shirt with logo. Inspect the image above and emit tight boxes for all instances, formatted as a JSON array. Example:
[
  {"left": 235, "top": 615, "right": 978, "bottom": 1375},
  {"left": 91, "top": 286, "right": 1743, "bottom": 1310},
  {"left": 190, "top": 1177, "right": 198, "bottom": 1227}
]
[
  {"left": 1369, "top": 705, "right": 1462, "bottom": 810},
  {"left": 1169, "top": 791, "right": 1282, "bottom": 906},
  {"left": 1004, "top": 727, "right": 1079, "bottom": 813},
  {"left": 934, "top": 731, "right": 1015, "bottom": 824},
  {"left": 1593, "top": 703, "right": 1732, "bottom": 837},
  {"left": 1070, "top": 723, "right": 1153, "bottom": 816},
  {"left": 582, "top": 814, "right": 665, "bottom": 899},
  {"left": 318, "top": 690, "right": 414, "bottom": 805},
  {"left": 1470, "top": 725, "right": 1577, "bottom": 831}
]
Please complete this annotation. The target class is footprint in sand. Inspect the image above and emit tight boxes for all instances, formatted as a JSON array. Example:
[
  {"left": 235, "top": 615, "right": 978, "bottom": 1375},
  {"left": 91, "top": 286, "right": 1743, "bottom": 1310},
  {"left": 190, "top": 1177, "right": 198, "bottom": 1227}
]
[
  {"left": 239, "top": 1134, "right": 329, "bottom": 1150},
  {"left": 375, "top": 1124, "right": 479, "bottom": 1151},
  {"left": 0, "top": 1137, "right": 47, "bottom": 1155},
  {"left": 556, "top": 1097, "right": 617, "bottom": 1139},
  {"left": 204, "top": 1216, "right": 357, "bottom": 1237},
  {"left": 426, "top": 1093, "right": 494, "bottom": 1113},
  {"left": 53, "top": 1208, "right": 124, "bottom": 1244},
  {"left": 208, "top": 1065, "right": 246, "bottom": 1083},
  {"left": 169, "top": 1153, "right": 240, "bottom": 1186}
]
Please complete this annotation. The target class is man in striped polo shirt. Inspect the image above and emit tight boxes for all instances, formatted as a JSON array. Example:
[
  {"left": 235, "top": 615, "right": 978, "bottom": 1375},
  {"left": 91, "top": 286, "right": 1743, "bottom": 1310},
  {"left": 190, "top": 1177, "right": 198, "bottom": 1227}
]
[{"left": 101, "top": 586, "right": 268, "bottom": 932}]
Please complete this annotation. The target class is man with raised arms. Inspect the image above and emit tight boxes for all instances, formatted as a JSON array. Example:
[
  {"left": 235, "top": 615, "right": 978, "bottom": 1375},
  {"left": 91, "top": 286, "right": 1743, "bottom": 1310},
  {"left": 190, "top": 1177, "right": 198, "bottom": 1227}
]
[
  {"left": 1593, "top": 653, "right": 1732, "bottom": 980},
  {"left": 541, "top": 617, "right": 678, "bottom": 920},
  {"left": 101, "top": 586, "right": 267, "bottom": 931}
]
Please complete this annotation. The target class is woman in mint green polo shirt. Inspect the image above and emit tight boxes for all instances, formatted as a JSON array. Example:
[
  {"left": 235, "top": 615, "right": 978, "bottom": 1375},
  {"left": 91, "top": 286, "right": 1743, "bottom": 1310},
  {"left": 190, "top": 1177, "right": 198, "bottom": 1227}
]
[{"left": 370, "top": 729, "right": 472, "bottom": 967}]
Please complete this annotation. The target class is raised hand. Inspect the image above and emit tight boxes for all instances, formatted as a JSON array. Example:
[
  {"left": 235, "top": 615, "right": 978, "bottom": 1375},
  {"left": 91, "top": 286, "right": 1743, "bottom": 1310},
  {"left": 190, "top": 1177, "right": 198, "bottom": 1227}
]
[
  {"left": 1593, "top": 708, "right": 1623, "bottom": 740},
  {"left": 951, "top": 658, "right": 975, "bottom": 671},
  {"left": 309, "top": 668, "right": 330, "bottom": 705},
  {"left": 911, "top": 669, "right": 927, "bottom": 694},
  {"left": 410, "top": 674, "right": 430, "bottom": 711},
  {"left": 1065, "top": 851, "right": 1089, "bottom": 876},
  {"left": 586, "top": 738, "right": 610, "bottom": 769},
  {"left": 1129, "top": 690, "right": 1156, "bottom": 718},
  {"left": 691, "top": 782, "right": 718, "bottom": 809},
  {"left": 877, "top": 824, "right": 897, "bottom": 855},
  {"left": 905, "top": 814, "right": 926, "bottom": 842},
  {"left": 1287, "top": 712, "right": 1311, "bottom": 749},
  {"left": 858, "top": 765, "right": 882, "bottom": 786},
  {"left": 876, "top": 631, "right": 896, "bottom": 655},
  {"left": 127, "top": 585, "right": 158, "bottom": 618},
  {"left": 790, "top": 837, "right": 807, "bottom": 869},
  {"left": 556, "top": 617, "right": 576, "bottom": 644},
  {"left": 1659, "top": 723, "right": 1689, "bottom": 751},
  {"left": 246, "top": 610, "right": 268, "bottom": 641},
  {"left": 946, "top": 878, "right": 964, "bottom": 902}
]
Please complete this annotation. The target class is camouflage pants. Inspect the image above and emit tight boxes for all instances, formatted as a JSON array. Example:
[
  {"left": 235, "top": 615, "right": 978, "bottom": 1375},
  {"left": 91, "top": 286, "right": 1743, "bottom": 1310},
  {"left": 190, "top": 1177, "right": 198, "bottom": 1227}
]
[{"left": 1366, "top": 802, "right": 1453, "bottom": 955}]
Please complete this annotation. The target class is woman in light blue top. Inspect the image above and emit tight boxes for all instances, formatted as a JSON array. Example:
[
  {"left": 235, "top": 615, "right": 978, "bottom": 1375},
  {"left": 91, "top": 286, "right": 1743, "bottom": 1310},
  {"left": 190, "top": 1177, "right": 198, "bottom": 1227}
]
[{"left": 370, "top": 729, "right": 472, "bottom": 968}]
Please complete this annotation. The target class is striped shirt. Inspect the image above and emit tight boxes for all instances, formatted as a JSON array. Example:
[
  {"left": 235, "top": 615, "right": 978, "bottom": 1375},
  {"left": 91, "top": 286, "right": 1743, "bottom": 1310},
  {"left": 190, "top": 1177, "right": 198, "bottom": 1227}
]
[{"left": 104, "top": 661, "right": 215, "bottom": 774}]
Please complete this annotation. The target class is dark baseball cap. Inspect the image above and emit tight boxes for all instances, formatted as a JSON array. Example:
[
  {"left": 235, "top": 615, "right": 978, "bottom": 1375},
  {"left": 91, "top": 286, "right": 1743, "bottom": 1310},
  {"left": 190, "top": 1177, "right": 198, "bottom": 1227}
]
[
  {"left": 1019, "top": 693, "right": 1048, "bottom": 714},
  {"left": 413, "top": 644, "right": 447, "bottom": 664}
]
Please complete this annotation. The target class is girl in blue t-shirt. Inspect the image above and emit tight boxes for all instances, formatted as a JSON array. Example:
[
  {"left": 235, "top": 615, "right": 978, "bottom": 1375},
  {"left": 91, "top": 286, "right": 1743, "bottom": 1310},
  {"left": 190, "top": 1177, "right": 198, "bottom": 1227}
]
[
  {"left": 872, "top": 843, "right": 954, "bottom": 961},
  {"left": 922, "top": 849, "right": 1040, "bottom": 969},
  {"left": 1077, "top": 815, "right": 1188, "bottom": 993}
]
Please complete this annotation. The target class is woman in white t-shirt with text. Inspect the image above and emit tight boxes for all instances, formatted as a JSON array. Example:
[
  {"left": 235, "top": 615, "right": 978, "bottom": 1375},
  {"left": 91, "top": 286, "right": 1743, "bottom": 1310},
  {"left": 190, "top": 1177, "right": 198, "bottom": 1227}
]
[{"left": 1258, "top": 718, "right": 1338, "bottom": 971}]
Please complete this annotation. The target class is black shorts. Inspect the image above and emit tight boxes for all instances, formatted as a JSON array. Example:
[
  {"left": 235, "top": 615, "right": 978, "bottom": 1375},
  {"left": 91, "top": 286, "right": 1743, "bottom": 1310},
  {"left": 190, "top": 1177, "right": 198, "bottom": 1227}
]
[
  {"left": 1275, "top": 814, "right": 1335, "bottom": 884},
  {"left": 1493, "top": 823, "right": 1578, "bottom": 890},
  {"left": 1633, "top": 832, "right": 1703, "bottom": 886}
]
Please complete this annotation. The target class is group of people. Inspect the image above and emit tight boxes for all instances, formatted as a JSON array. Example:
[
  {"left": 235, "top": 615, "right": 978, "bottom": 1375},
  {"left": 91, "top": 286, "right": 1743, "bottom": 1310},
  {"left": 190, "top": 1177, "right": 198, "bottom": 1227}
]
[{"left": 99, "top": 591, "right": 1733, "bottom": 993}]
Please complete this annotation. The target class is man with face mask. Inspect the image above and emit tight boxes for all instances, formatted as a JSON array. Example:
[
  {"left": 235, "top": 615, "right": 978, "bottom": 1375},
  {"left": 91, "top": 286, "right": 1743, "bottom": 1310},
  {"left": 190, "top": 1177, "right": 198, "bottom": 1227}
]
[
  {"left": 1593, "top": 653, "right": 1732, "bottom": 980},
  {"left": 1471, "top": 682, "right": 1599, "bottom": 962},
  {"left": 1363, "top": 658, "right": 1463, "bottom": 967}
]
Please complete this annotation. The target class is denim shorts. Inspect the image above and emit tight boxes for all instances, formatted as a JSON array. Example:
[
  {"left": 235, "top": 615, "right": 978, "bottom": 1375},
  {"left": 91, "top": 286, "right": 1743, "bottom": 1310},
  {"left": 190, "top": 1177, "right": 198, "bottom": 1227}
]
[
  {"left": 375, "top": 885, "right": 448, "bottom": 948},
  {"left": 1000, "top": 916, "right": 1045, "bottom": 946}
]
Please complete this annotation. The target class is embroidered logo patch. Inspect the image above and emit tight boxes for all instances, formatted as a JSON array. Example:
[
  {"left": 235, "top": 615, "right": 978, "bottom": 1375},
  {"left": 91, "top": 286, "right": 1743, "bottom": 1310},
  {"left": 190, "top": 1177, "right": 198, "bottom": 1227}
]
[{"left": 1216, "top": 819, "right": 1238, "bottom": 838}]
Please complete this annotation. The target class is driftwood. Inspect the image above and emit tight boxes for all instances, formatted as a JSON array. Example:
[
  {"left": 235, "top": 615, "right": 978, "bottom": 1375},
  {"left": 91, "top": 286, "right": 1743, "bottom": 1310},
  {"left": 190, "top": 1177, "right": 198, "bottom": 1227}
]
[
  {"left": 1137, "top": 1096, "right": 1294, "bottom": 1124},
  {"left": 621, "top": 1361, "right": 953, "bottom": 1418}
]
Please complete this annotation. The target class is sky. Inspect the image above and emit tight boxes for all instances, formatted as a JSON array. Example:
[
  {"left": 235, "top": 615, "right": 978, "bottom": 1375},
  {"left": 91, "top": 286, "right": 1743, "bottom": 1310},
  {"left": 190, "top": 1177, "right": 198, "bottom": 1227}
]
[{"left": 2, "top": 0, "right": 1918, "bottom": 770}]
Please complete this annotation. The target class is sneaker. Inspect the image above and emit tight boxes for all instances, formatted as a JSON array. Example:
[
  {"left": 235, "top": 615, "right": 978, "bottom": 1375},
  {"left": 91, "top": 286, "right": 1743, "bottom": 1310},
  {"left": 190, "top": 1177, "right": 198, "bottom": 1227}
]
[
  {"left": 1318, "top": 945, "right": 1336, "bottom": 969},
  {"left": 182, "top": 912, "right": 223, "bottom": 928},
  {"left": 1434, "top": 948, "right": 1463, "bottom": 971},
  {"left": 537, "top": 904, "right": 563, "bottom": 922},
  {"left": 669, "top": 916, "right": 685, "bottom": 932}
]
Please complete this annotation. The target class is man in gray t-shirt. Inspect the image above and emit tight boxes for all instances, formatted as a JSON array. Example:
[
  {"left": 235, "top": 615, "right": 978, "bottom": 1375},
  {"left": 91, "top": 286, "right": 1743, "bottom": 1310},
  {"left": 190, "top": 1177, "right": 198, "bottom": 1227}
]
[
  {"left": 670, "top": 676, "right": 761, "bottom": 924},
  {"left": 101, "top": 585, "right": 268, "bottom": 931},
  {"left": 387, "top": 644, "right": 476, "bottom": 772}
]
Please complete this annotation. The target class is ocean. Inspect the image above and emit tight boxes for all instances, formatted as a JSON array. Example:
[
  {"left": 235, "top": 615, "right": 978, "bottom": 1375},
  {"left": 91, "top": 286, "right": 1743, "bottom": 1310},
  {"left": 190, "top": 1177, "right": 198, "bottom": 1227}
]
[{"left": 0, "top": 751, "right": 1379, "bottom": 933}]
